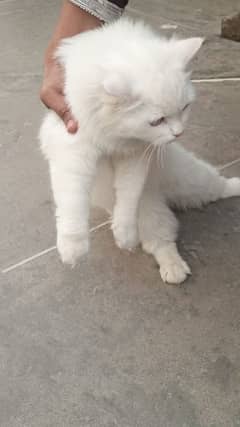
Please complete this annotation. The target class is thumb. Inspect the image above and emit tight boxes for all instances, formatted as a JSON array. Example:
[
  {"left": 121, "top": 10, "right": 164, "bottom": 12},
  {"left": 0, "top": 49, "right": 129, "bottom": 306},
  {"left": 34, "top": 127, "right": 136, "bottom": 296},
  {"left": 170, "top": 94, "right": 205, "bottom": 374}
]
[
  {"left": 41, "top": 88, "right": 78, "bottom": 133},
  {"left": 52, "top": 94, "right": 78, "bottom": 134}
]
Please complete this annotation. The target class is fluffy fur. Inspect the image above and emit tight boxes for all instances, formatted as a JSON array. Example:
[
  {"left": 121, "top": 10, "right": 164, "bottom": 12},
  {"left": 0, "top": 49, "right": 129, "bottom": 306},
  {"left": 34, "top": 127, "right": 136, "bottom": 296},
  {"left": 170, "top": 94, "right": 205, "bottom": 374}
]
[{"left": 40, "top": 18, "right": 240, "bottom": 284}]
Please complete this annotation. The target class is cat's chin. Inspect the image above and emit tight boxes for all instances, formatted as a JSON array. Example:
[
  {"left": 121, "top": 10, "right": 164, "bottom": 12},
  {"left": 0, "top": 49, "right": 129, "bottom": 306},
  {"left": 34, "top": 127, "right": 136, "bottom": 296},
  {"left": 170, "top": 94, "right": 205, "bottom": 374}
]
[{"left": 152, "top": 137, "right": 176, "bottom": 148}]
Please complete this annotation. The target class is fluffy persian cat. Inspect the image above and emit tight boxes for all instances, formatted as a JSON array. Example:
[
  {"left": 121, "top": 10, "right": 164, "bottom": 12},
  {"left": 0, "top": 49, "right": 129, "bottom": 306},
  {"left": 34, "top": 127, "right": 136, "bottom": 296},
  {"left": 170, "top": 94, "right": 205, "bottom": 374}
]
[{"left": 40, "top": 18, "right": 240, "bottom": 284}]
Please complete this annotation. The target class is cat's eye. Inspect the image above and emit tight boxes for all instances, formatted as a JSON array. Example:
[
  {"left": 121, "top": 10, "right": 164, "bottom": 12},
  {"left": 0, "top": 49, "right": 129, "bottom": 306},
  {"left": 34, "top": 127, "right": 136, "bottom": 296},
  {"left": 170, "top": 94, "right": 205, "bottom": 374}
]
[
  {"left": 150, "top": 117, "right": 165, "bottom": 127},
  {"left": 182, "top": 103, "right": 190, "bottom": 111}
]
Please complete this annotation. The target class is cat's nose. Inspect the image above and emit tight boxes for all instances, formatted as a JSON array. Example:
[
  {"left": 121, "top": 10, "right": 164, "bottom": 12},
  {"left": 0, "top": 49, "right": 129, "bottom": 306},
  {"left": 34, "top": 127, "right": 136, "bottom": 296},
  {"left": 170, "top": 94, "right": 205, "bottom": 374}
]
[{"left": 174, "top": 130, "right": 184, "bottom": 138}]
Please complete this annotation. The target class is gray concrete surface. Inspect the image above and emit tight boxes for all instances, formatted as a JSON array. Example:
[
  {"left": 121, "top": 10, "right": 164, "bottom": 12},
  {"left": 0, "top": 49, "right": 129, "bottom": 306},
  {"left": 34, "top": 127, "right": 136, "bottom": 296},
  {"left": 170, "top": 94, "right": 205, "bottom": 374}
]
[{"left": 1, "top": 1, "right": 240, "bottom": 426}]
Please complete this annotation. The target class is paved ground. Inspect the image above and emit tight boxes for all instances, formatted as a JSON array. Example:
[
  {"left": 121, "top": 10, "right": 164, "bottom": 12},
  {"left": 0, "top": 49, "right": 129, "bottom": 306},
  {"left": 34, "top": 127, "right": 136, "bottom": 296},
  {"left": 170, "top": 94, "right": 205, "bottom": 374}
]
[{"left": 1, "top": 1, "right": 240, "bottom": 426}]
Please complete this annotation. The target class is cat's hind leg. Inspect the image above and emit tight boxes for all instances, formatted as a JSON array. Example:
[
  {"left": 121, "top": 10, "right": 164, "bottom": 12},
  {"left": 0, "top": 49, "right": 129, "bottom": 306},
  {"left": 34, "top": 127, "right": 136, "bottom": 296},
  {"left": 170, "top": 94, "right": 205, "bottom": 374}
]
[{"left": 139, "top": 194, "right": 191, "bottom": 284}]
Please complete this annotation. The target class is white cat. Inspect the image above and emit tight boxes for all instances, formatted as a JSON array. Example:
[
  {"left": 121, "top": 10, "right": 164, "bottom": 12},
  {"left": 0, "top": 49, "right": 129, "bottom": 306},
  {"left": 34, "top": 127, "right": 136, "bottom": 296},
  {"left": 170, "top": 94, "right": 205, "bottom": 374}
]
[{"left": 40, "top": 18, "right": 240, "bottom": 284}]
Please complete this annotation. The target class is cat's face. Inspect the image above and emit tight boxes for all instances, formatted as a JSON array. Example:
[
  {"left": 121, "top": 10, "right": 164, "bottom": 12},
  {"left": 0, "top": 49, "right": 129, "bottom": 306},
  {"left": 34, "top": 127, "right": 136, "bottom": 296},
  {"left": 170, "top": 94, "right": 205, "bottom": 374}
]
[
  {"left": 111, "top": 70, "right": 195, "bottom": 146},
  {"left": 102, "top": 37, "right": 203, "bottom": 147}
]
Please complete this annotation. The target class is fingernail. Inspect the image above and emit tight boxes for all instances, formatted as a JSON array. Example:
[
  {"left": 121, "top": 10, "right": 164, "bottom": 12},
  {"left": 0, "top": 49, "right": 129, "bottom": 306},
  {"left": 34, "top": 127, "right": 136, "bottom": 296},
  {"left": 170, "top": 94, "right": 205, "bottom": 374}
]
[{"left": 67, "top": 120, "right": 78, "bottom": 133}]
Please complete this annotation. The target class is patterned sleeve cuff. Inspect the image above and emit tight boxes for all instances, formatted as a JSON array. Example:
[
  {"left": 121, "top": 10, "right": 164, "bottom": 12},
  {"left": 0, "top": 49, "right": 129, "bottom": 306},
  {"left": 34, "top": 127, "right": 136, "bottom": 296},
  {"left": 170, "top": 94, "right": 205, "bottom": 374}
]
[{"left": 69, "top": 0, "right": 124, "bottom": 22}]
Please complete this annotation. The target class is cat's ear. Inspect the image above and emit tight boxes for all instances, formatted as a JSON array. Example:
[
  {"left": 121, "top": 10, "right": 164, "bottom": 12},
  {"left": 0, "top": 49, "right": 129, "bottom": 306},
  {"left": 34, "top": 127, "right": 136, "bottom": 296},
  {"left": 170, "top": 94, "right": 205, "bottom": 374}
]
[
  {"left": 176, "top": 37, "right": 204, "bottom": 67},
  {"left": 103, "top": 73, "right": 130, "bottom": 97}
]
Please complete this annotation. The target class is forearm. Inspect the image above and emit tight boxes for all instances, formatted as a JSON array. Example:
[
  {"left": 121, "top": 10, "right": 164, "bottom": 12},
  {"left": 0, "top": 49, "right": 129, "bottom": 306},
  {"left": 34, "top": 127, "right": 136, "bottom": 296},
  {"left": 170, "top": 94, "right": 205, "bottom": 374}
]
[
  {"left": 46, "top": 0, "right": 129, "bottom": 61},
  {"left": 41, "top": 0, "right": 128, "bottom": 130},
  {"left": 45, "top": 1, "right": 103, "bottom": 64}
]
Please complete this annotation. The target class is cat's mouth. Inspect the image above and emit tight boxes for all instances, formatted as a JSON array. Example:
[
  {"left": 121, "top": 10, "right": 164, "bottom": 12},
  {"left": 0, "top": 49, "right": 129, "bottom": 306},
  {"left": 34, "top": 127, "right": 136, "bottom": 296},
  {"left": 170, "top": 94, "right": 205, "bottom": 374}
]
[
  {"left": 153, "top": 136, "right": 176, "bottom": 147},
  {"left": 165, "top": 132, "right": 185, "bottom": 144}
]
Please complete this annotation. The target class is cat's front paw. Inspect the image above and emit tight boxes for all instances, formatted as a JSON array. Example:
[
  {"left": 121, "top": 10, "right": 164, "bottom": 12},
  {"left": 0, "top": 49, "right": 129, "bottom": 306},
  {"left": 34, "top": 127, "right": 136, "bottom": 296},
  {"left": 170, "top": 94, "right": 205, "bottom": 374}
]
[
  {"left": 160, "top": 257, "right": 191, "bottom": 285},
  {"left": 57, "top": 233, "right": 89, "bottom": 266},
  {"left": 112, "top": 222, "right": 140, "bottom": 250}
]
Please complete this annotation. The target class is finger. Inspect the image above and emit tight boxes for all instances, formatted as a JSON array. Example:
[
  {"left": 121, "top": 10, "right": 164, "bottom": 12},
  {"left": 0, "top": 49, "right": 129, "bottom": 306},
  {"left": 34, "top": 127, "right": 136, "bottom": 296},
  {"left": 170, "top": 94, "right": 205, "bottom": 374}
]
[
  {"left": 66, "top": 119, "right": 78, "bottom": 134},
  {"left": 40, "top": 88, "right": 78, "bottom": 133}
]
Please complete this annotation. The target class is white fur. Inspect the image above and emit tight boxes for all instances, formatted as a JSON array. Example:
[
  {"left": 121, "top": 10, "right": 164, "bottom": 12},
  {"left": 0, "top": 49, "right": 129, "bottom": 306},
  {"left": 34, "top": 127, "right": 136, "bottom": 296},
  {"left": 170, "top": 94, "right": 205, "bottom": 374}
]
[{"left": 39, "top": 18, "right": 240, "bottom": 284}]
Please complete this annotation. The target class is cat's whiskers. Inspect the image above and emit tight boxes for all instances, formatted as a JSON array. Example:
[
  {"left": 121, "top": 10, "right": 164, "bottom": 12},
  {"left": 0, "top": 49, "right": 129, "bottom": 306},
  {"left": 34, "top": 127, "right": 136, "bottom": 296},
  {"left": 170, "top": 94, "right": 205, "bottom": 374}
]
[
  {"left": 145, "top": 144, "right": 156, "bottom": 173},
  {"left": 138, "top": 144, "right": 153, "bottom": 165},
  {"left": 161, "top": 144, "right": 166, "bottom": 169},
  {"left": 157, "top": 145, "right": 161, "bottom": 168},
  {"left": 156, "top": 143, "right": 166, "bottom": 169}
]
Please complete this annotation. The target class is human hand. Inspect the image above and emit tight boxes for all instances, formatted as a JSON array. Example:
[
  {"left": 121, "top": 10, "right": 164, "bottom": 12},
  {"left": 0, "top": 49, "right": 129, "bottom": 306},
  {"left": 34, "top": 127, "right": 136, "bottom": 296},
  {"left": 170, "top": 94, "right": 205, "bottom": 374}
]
[
  {"left": 40, "top": 1, "right": 102, "bottom": 134},
  {"left": 40, "top": 56, "right": 78, "bottom": 133}
]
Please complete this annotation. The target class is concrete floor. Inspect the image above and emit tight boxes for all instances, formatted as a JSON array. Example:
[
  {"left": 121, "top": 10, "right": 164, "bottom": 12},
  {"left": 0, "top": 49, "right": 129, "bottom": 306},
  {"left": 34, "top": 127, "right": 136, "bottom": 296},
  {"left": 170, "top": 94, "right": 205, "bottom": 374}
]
[{"left": 1, "top": 1, "right": 240, "bottom": 426}]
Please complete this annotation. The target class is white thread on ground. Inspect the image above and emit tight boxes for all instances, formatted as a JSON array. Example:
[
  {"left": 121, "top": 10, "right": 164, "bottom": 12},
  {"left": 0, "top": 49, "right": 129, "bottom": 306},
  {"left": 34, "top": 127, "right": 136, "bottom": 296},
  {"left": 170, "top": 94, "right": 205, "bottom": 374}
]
[
  {"left": 161, "top": 24, "right": 178, "bottom": 29},
  {"left": 1, "top": 220, "right": 111, "bottom": 274},
  {"left": 219, "top": 158, "right": 240, "bottom": 171},
  {"left": 192, "top": 77, "right": 240, "bottom": 83}
]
